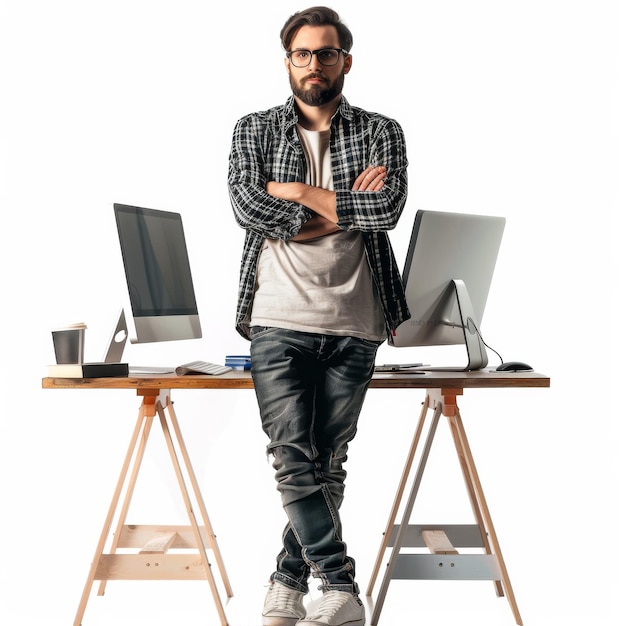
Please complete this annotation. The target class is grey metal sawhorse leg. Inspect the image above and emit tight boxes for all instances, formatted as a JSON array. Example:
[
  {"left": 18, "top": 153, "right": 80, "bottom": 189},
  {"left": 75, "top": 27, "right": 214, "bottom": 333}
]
[{"left": 366, "top": 388, "right": 523, "bottom": 625}]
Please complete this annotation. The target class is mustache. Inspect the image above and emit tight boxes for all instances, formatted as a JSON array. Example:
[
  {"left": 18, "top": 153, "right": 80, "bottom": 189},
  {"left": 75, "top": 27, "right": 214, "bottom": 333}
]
[{"left": 303, "top": 72, "right": 327, "bottom": 82}]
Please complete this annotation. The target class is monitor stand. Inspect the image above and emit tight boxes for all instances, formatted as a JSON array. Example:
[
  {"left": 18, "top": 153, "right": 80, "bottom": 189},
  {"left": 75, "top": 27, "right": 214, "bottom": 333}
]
[
  {"left": 103, "top": 308, "right": 129, "bottom": 364},
  {"left": 420, "top": 279, "right": 488, "bottom": 372},
  {"left": 102, "top": 309, "right": 176, "bottom": 374}
]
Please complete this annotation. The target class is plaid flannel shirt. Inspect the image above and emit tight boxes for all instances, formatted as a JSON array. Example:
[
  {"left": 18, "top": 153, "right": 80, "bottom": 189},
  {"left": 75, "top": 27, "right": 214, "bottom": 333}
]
[{"left": 228, "top": 95, "right": 411, "bottom": 340}]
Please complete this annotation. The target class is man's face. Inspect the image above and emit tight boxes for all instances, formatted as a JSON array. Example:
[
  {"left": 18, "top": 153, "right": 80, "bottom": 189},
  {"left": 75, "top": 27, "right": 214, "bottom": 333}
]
[{"left": 285, "top": 25, "right": 352, "bottom": 107}]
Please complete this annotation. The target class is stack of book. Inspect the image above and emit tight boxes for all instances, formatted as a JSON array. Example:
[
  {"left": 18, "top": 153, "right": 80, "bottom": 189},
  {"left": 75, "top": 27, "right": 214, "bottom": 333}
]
[{"left": 224, "top": 355, "right": 251, "bottom": 371}]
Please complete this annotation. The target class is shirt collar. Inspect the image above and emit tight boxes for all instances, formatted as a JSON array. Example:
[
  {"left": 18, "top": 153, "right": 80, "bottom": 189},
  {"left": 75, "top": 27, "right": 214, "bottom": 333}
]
[{"left": 283, "top": 95, "right": 353, "bottom": 133}]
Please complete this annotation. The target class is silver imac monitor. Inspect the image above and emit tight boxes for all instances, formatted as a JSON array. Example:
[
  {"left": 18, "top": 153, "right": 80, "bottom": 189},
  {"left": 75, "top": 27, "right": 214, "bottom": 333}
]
[
  {"left": 107, "top": 203, "right": 202, "bottom": 359},
  {"left": 391, "top": 209, "right": 506, "bottom": 371}
]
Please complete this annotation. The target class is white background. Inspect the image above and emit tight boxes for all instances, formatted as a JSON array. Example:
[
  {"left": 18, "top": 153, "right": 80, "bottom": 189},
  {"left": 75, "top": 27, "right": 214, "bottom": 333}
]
[{"left": 0, "top": 1, "right": 623, "bottom": 625}]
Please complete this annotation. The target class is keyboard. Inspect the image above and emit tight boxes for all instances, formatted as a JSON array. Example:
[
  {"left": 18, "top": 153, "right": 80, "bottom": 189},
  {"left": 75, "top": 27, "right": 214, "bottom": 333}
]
[
  {"left": 175, "top": 360, "right": 232, "bottom": 376},
  {"left": 129, "top": 365, "right": 176, "bottom": 375},
  {"left": 374, "top": 363, "right": 424, "bottom": 372}
]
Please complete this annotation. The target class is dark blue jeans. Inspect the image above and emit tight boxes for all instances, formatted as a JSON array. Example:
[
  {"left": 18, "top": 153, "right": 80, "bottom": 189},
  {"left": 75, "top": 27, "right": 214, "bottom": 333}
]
[{"left": 250, "top": 327, "right": 380, "bottom": 594}]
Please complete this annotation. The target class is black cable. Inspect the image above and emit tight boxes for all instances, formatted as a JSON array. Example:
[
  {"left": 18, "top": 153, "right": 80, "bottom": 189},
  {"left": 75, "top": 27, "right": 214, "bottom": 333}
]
[{"left": 474, "top": 326, "right": 503, "bottom": 365}]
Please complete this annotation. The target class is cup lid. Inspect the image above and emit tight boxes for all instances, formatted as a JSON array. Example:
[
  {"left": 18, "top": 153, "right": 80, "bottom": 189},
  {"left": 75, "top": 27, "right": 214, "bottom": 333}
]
[{"left": 53, "top": 322, "right": 87, "bottom": 331}]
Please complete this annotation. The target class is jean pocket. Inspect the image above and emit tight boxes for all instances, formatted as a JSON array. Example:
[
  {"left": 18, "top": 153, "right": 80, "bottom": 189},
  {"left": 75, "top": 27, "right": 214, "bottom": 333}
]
[
  {"left": 250, "top": 325, "right": 276, "bottom": 340},
  {"left": 354, "top": 336, "right": 385, "bottom": 348}
]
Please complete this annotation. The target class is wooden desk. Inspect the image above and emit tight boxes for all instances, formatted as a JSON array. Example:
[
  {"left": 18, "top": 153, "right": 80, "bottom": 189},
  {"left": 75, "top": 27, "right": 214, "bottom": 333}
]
[{"left": 43, "top": 369, "right": 549, "bottom": 626}]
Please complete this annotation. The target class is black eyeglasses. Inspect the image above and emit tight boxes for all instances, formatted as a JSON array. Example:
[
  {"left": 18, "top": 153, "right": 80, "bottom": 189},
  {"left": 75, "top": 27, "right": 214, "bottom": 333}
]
[{"left": 286, "top": 47, "right": 348, "bottom": 68}]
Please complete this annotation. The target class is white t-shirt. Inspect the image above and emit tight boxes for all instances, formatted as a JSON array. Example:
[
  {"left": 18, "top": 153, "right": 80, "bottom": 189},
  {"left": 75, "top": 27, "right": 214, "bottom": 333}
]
[{"left": 250, "top": 125, "right": 385, "bottom": 341}]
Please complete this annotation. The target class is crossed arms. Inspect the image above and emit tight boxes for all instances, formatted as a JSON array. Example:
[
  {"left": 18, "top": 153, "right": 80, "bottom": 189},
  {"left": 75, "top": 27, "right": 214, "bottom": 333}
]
[{"left": 266, "top": 165, "right": 387, "bottom": 241}]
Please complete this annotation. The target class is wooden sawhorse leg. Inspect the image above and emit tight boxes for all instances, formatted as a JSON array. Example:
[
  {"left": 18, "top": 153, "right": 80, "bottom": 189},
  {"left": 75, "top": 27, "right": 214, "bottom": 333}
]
[
  {"left": 73, "top": 389, "right": 233, "bottom": 626},
  {"left": 366, "top": 388, "right": 522, "bottom": 626}
]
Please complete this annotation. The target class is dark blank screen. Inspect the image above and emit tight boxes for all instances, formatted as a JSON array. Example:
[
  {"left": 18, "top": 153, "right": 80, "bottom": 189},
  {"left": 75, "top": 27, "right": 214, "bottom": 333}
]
[{"left": 114, "top": 204, "right": 198, "bottom": 317}]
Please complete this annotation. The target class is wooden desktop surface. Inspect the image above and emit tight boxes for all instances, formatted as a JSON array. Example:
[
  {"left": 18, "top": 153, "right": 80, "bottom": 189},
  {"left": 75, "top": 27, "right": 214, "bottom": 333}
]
[{"left": 42, "top": 369, "right": 550, "bottom": 391}]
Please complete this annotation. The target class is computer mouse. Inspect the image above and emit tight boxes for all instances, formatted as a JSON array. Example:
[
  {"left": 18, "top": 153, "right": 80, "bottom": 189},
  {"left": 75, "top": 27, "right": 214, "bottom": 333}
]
[{"left": 495, "top": 361, "right": 534, "bottom": 372}]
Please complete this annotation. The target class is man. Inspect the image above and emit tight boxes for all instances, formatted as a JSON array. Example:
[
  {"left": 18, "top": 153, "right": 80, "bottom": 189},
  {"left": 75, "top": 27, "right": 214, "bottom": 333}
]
[{"left": 228, "top": 6, "right": 410, "bottom": 626}]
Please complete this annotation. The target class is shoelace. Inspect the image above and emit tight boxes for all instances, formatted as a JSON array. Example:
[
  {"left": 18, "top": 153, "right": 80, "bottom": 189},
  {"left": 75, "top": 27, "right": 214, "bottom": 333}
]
[
  {"left": 314, "top": 591, "right": 353, "bottom": 616},
  {"left": 267, "top": 584, "right": 302, "bottom": 611}
]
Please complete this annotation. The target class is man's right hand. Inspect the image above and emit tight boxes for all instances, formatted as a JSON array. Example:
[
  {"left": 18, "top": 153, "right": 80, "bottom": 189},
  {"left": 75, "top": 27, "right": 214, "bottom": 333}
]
[{"left": 352, "top": 165, "right": 387, "bottom": 191}]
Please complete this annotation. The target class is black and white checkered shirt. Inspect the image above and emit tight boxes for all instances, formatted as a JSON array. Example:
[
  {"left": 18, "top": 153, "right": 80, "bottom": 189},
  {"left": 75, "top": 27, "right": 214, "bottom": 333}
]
[{"left": 228, "top": 95, "right": 411, "bottom": 340}]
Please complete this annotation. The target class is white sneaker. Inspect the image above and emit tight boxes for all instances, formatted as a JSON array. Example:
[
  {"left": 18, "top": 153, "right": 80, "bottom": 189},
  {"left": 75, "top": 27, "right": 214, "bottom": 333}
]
[
  {"left": 262, "top": 580, "right": 307, "bottom": 626},
  {"left": 297, "top": 590, "right": 365, "bottom": 626}
]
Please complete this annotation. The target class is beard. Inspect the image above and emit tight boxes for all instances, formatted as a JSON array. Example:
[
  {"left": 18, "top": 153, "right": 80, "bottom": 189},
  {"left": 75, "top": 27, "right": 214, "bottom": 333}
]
[{"left": 290, "top": 71, "right": 344, "bottom": 106}]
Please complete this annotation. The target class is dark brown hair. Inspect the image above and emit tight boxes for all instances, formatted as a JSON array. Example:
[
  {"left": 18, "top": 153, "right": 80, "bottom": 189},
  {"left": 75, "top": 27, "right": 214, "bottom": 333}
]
[{"left": 280, "top": 6, "right": 354, "bottom": 52}]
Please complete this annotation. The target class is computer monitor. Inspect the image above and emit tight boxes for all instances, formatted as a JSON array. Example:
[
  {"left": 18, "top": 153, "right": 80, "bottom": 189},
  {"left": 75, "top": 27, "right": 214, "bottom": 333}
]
[
  {"left": 104, "top": 203, "right": 202, "bottom": 362},
  {"left": 390, "top": 209, "right": 506, "bottom": 371}
]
